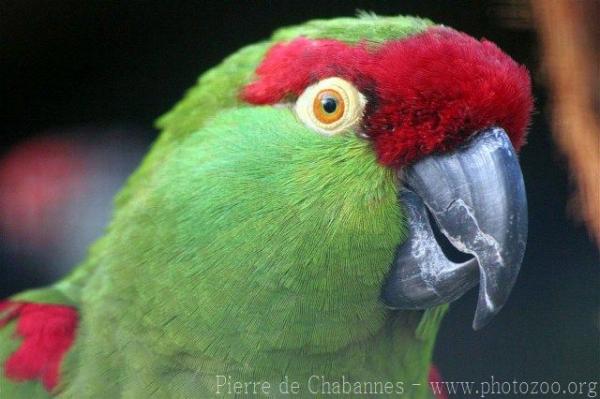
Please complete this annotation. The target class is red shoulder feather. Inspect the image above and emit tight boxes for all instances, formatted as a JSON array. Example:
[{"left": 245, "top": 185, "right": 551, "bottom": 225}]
[{"left": 0, "top": 300, "right": 78, "bottom": 392}]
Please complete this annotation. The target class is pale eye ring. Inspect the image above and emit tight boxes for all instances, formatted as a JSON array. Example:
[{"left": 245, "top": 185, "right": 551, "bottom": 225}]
[{"left": 295, "top": 77, "right": 367, "bottom": 136}]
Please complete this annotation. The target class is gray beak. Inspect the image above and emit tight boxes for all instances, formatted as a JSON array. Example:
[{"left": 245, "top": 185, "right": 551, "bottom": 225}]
[{"left": 381, "top": 127, "right": 527, "bottom": 330}]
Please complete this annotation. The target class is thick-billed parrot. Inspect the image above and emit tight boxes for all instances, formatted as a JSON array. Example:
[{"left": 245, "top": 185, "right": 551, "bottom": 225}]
[{"left": 0, "top": 14, "right": 532, "bottom": 398}]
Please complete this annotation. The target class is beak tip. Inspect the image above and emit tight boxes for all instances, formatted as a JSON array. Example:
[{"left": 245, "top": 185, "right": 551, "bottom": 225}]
[
  {"left": 472, "top": 305, "right": 498, "bottom": 330},
  {"left": 472, "top": 319, "right": 487, "bottom": 331},
  {"left": 472, "top": 285, "right": 510, "bottom": 330}
]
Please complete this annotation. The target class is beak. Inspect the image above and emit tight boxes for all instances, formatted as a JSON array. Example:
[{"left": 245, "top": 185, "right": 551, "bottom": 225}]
[{"left": 381, "top": 127, "right": 527, "bottom": 330}]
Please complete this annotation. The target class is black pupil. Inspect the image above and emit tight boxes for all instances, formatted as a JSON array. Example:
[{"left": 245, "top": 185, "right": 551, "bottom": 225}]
[{"left": 321, "top": 96, "right": 338, "bottom": 114}]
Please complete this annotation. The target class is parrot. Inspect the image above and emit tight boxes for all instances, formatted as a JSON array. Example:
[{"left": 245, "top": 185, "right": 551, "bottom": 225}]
[{"left": 0, "top": 14, "right": 532, "bottom": 398}]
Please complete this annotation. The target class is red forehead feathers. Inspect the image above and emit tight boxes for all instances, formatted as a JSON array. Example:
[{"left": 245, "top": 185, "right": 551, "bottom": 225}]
[
  {"left": 242, "top": 27, "right": 533, "bottom": 166},
  {"left": 242, "top": 37, "right": 371, "bottom": 104}
]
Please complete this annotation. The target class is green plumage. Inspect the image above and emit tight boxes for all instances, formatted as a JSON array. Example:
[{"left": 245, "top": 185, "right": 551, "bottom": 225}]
[{"left": 1, "top": 15, "right": 445, "bottom": 398}]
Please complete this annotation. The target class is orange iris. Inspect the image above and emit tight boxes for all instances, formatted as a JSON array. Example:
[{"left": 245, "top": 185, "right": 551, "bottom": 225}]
[{"left": 313, "top": 89, "right": 345, "bottom": 124}]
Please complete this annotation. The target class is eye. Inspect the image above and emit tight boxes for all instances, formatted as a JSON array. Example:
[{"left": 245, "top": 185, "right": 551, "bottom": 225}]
[
  {"left": 313, "top": 89, "right": 345, "bottom": 124},
  {"left": 295, "top": 77, "right": 366, "bottom": 136}
]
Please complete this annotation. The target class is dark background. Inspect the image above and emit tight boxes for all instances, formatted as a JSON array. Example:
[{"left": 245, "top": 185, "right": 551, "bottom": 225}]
[{"left": 1, "top": 1, "right": 598, "bottom": 396}]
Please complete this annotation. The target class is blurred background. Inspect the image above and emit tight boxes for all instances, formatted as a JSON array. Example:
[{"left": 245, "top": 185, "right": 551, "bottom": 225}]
[{"left": 0, "top": 0, "right": 598, "bottom": 395}]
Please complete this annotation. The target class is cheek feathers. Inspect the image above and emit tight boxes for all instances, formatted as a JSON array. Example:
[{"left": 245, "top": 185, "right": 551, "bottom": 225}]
[{"left": 242, "top": 27, "right": 533, "bottom": 167}]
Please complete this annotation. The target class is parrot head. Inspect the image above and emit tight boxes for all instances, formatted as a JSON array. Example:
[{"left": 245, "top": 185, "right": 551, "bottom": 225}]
[
  {"left": 113, "top": 14, "right": 533, "bottom": 361},
  {"left": 238, "top": 21, "right": 532, "bottom": 330}
]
